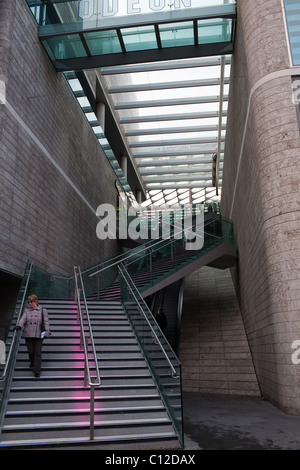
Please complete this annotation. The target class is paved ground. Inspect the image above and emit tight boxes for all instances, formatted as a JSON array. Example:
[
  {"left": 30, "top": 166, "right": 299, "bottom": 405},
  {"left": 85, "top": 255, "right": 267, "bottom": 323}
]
[{"left": 182, "top": 392, "right": 300, "bottom": 450}]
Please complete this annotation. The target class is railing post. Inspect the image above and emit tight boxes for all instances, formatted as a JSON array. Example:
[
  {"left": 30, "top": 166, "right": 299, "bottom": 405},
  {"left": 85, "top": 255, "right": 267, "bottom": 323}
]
[
  {"left": 74, "top": 265, "right": 101, "bottom": 442},
  {"left": 149, "top": 249, "right": 152, "bottom": 272},
  {"left": 97, "top": 273, "right": 100, "bottom": 300},
  {"left": 74, "top": 272, "right": 78, "bottom": 303},
  {"left": 77, "top": 288, "right": 81, "bottom": 321},
  {"left": 84, "top": 358, "right": 88, "bottom": 387},
  {"left": 90, "top": 385, "right": 95, "bottom": 440}
]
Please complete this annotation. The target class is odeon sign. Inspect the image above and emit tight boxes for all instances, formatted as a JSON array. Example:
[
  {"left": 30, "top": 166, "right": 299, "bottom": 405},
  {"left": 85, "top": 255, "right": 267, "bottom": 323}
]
[{"left": 78, "top": 0, "right": 192, "bottom": 19}]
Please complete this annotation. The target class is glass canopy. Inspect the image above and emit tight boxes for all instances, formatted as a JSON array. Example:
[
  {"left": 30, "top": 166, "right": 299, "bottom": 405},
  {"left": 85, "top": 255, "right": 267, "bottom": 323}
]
[
  {"left": 100, "top": 55, "right": 230, "bottom": 206},
  {"left": 27, "top": 0, "right": 236, "bottom": 207}
]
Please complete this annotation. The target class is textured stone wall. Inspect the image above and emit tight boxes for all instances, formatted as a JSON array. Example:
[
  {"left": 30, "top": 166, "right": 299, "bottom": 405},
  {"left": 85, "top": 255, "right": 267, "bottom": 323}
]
[
  {"left": 221, "top": 0, "right": 300, "bottom": 414},
  {"left": 0, "top": 0, "right": 120, "bottom": 277},
  {"left": 179, "top": 267, "right": 260, "bottom": 397}
]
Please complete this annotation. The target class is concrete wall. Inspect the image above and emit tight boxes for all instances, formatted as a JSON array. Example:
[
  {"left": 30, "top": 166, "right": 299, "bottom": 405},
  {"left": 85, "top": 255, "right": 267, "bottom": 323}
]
[
  {"left": 221, "top": 0, "right": 300, "bottom": 414},
  {"left": 0, "top": 0, "right": 120, "bottom": 278},
  {"left": 179, "top": 267, "right": 260, "bottom": 396}
]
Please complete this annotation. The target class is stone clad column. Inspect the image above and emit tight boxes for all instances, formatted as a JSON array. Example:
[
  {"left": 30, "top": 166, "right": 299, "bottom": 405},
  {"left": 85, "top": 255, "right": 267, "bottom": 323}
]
[
  {"left": 96, "top": 102, "right": 105, "bottom": 131},
  {"left": 121, "top": 155, "right": 127, "bottom": 178},
  {"left": 222, "top": 0, "right": 300, "bottom": 414}
]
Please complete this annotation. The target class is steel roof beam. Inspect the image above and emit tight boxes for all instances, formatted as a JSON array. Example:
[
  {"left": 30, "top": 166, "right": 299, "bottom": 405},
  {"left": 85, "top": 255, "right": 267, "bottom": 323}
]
[
  {"left": 136, "top": 155, "right": 223, "bottom": 168},
  {"left": 125, "top": 124, "right": 226, "bottom": 137},
  {"left": 143, "top": 175, "right": 213, "bottom": 183},
  {"left": 137, "top": 158, "right": 223, "bottom": 166},
  {"left": 120, "top": 110, "right": 227, "bottom": 124},
  {"left": 114, "top": 95, "right": 228, "bottom": 109},
  {"left": 134, "top": 149, "right": 224, "bottom": 157},
  {"left": 146, "top": 183, "right": 213, "bottom": 190},
  {"left": 100, "top": 57, "right": 231, "bottom": 75},
  {"left": 52, "top": 42, "right": 234, "bottom": 71},
  {"left": 140, "top": 167, "right": 221, "bottom": 175},
  {"left": 129, "top": 137, "right": 225, "bottom": 148},
  {"left": 108, "top": 77, "right": 230, "bottom": 94}
]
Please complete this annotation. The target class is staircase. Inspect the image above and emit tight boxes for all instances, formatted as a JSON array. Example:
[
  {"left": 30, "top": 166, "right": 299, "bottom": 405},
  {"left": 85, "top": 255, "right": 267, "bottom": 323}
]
[
  {"left": 92, "top": 215, "right": 237, "bottom": 301},
  {"left": 0, "top": 299, "right": 180, "bottom": 449},
  {"left": 0, "top": 215, "right": 237, "bottom": 449}
]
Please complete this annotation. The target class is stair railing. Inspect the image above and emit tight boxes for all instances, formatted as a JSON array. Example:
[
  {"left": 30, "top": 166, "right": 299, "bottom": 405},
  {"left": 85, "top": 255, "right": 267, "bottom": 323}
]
[
  {"left": 0, "top": 261, "right": 33, "bottom": 383},
  {"left": 0, "top": 261, "right": 33, "bottom": 430},
  {"left": 74, "top": 266, "right": 101, "bottom": 441},
  {"left": 118, "top": 264, "right": 178, "bottom": 378},
  {"left": 118, "top": 262, "right": 184, "bottom": 447}
]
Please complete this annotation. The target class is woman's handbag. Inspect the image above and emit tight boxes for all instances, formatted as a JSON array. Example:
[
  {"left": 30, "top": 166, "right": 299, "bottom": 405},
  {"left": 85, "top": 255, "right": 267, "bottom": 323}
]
[{"left": 41, "top": 308, "right": 46, "bottom": 339}]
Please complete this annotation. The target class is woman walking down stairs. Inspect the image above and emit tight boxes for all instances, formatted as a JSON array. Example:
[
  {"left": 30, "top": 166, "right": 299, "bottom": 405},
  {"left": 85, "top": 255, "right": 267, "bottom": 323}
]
[{"left": 0, "top": 299, "right": 180, "bottom": 450}]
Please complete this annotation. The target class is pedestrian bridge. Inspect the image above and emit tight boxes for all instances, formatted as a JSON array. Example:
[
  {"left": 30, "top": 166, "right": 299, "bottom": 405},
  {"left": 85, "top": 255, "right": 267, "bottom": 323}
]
[{"left": 26, "top": 0, "right": 236, "bottom": 71}]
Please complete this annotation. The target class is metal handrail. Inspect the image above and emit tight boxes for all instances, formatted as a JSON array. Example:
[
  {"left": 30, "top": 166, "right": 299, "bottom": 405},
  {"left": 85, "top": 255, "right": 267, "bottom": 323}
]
[
  {"left": 88, "top": 239, "right": 155, "bottom": 278},
  {"left": 1, "top": 261, "right": 33, "bottom": 382},
  {"left": 118, "top": 263, "right": 179, "bottom": 378},
  {"left": 74, "top": 265, "right": 101, "bottom": 440}
]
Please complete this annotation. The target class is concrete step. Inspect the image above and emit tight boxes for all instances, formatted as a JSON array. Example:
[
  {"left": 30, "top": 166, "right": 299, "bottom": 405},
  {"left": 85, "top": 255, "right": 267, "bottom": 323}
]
[
  {"left": 1, "top": 419, "right": 176, "bottom": 442},
  {"left": 11, "top": 374, "right": 155, "bottom": 386},
  {"left": 14, "top": 364, "right": 150, "bottom": 375},
  {"left": 6, "top": 395, "right": 164, "bottom": 412},
  {"left": 4, "top": 406, "right": 169, "bottom": 426},
  {"left": 9, "top": 382, "right": 159, "bottom": 398},
  {"left": 0, "top": 430, "right": 178, "bottom": 450}
]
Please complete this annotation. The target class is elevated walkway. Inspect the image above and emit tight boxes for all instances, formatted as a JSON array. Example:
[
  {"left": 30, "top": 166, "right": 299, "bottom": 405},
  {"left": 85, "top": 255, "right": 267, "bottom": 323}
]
[
  {"left": 26, "top": 1, "right": 236, "bottom": 71},
  {"left": 89, "top": 215, "right": 237, "bottom": 299}
]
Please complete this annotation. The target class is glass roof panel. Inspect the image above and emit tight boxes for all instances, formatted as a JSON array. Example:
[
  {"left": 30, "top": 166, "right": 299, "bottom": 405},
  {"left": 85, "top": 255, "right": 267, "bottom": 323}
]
[
  {"left": 159, "top": 21, "right": 195, "bottom": 48},
  {"left": 44, "top": 34, "right": 87, "bottom": 60},
  {"left": 120, "top": 26, "right": 157, "bottom": 52},
  {"left": 83, "top": 30, "right": 122, "bottom": 55},
  {"left": 197, "top": 18, "right": 233, "bottom": 44}
]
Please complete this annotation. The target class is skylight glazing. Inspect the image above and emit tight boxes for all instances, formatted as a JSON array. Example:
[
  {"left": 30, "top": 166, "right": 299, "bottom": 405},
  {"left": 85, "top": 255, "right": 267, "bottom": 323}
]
[
  {"left": 27, "top": 0, "right": 236, "bottom": 207},
  {"left": 99, "top": 55, "right": 230, "bottom": 205}
]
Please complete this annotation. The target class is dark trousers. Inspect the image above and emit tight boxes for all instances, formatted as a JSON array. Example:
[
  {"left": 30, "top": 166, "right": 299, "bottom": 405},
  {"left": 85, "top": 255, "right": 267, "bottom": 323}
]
[{"left": 25, "top": 338, "right": 43, "bottom": 374}]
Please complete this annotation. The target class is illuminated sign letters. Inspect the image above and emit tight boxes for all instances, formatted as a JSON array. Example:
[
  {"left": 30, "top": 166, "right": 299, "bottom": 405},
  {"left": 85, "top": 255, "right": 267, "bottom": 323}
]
[{"left": 78, "top": 0, "right": 192, "bottom": 20}]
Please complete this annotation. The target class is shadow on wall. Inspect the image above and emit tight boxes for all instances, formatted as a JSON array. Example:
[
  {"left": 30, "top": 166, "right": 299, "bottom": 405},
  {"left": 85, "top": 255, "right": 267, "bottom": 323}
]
[{"left": 179, "top": 266, "right": 260, "bottom": 397}]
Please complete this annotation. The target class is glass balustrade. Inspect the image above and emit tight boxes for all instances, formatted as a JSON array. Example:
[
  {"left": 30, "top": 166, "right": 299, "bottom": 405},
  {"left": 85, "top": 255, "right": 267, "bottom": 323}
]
[{"left": 118, "top": 264, "right": 183, "bottom": 447}]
